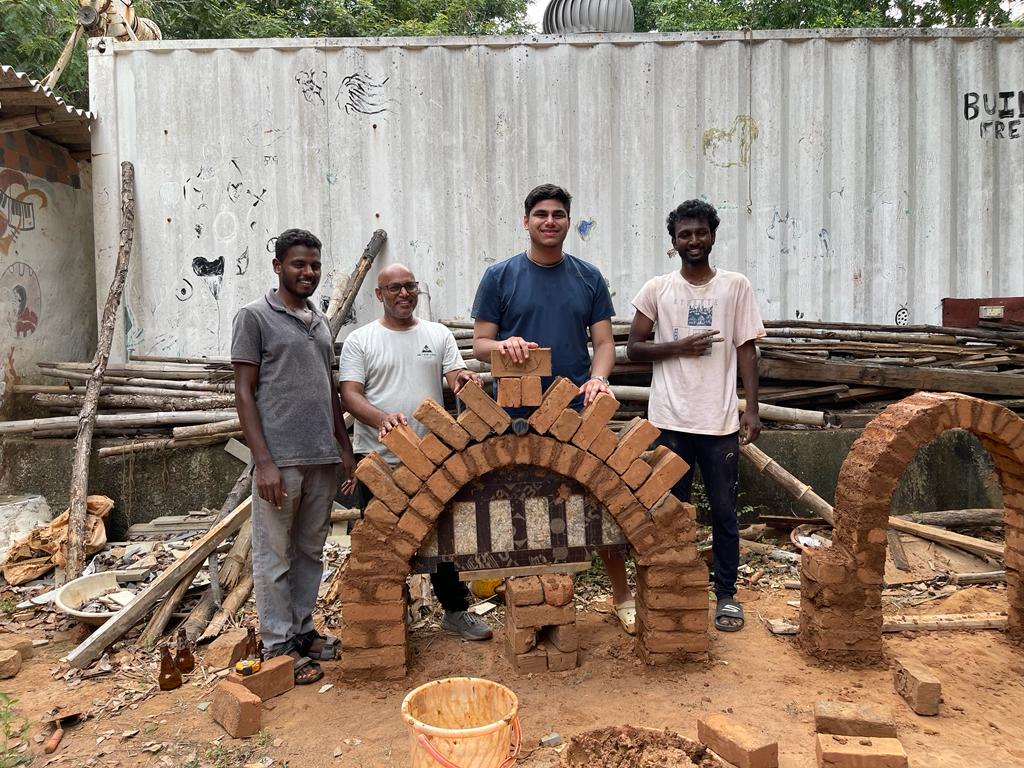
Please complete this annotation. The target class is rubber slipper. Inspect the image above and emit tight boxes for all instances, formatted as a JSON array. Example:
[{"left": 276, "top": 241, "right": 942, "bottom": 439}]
[
  {"left": 292, "top": 655, "right": 324, "bottom": 685},
  {"left": 715, "top": 598, "right": 744, "bottom": 632},
  {"left": 614, "top": 599, "right": 637, "bottom": 636}
]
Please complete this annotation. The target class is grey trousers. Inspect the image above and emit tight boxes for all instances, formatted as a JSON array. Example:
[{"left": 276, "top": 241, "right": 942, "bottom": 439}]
[{"left": 251, "top": 463, "right": 337, "bottom": 656}]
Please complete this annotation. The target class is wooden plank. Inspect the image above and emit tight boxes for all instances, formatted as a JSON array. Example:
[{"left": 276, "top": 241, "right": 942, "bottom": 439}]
[
  {"left": 768, "top": 612, "right": 1008, "bottom": 635},
  {"left": 759, "top": 356, "right": 1024, "bottom": 397},
  {"left": 886, "top": 530, "right": 911, "bottom": 572},
  {"left": 66, "top": 496, "right": 253, "bottom": 669},
  {"left": 888, "top": 518, "right": 1003, "bottom": 561},
  {"left": 457, "top": 561, "right": 591, "bottom": 581}
]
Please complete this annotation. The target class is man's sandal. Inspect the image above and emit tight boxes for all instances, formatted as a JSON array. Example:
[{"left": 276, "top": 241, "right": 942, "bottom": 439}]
[
  {"left": 297, "top": 630, "right": 340, "bottom": 661},
  {"left": 614, "top": 599, "right": 637, "bottom": 636},
  {"left": 715, "top": 598, "right": 745, "bottom": 632},
  {"left": 291, "top": 654, "right": 324, "bottom": 685}
]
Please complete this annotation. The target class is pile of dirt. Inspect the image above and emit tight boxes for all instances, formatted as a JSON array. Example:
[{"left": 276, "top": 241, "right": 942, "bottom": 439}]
[{"left": 560, "top": 725, "right": 724, "bottom": 768}]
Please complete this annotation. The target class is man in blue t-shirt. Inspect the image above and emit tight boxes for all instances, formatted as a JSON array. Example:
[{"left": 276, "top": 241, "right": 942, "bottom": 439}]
[{"left": 470, "top": 183, "right": 636, "bottom": 635}]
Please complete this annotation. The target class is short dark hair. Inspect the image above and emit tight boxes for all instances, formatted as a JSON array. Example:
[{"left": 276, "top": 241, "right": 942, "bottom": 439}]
[
  {"left": 274, "top": 228, "right": 322, "bottom": 261},
  {"left": 666, "top": 199, "right": 720, "bottom": 237},
  {"left": 524, "top": 184, "right": 572, "bottom": 216}
]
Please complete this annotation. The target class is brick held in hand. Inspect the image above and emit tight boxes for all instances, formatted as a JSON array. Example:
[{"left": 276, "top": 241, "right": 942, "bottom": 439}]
[{"left": 490, "top": 347, "right": 552, "bottom": 378}]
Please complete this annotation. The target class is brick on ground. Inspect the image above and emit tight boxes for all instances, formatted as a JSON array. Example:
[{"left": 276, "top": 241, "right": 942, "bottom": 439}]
[
  {"left": 210, "top": 680, "right": 262, "bottom": 738},
  {"left": 893, "top": 657, "right": 941, "bottom": 715},
  {"left": 697, "top": 713, "right": 779, "bottom": 768},
  {"left": 815, "top": 733, "right": 908, "bottom": 768},
  {"left": 814, "top": 701, "right": 897, "bottom": 738},
  {"left": 203, "top": 628, "right": 249, "bottom": 670},
  {"left": 490, "top": 348, "right": 552, "bottom": 378},
  {"left": 0, "top": 635, "right": 33, "bottom": 660},
  {"left": 227, "top": 654, "right": 294, "bottom": 701},
  {"left": 0, "top": 649, "right": 21, "bottom": 679}
]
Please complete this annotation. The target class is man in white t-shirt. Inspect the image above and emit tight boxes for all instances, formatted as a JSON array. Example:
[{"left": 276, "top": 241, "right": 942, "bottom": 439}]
[
  {"left": 340, "top": 263, "right": 493, "bottom": 641},
  {"left": 626, "top": 199, "right": 765, "bottom": 632}
]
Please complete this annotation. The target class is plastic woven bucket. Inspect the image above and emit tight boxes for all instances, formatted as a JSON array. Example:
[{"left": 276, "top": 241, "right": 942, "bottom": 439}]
[{"left": 402, "top": 677, "right": 521, "bottom": 768}]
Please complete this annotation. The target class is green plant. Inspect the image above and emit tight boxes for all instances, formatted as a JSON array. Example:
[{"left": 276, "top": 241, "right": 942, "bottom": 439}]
[
  {"left": 0, "top": 598, "right": 17, "bottom": 616},
  {"left": 0, "top": 693, "right": 31, "bottom": 768}
]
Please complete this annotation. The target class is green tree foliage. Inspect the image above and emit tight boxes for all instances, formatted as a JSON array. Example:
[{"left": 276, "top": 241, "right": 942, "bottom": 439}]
[
  {"left": 0, "top": 0, "right": 530, "bottom": 107},
  {"left": 646, "top": 0, "right": 1014, "bottom": 32}
]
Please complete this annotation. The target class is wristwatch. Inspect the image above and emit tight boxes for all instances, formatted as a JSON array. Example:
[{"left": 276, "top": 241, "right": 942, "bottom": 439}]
[{"left": 590, "top": 375, "right": 610, "bottom": 385}]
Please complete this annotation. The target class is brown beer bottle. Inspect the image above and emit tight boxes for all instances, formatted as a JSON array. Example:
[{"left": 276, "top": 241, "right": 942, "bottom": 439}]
[
  {"left": 245, "top": 626, "right": 258, "bottom": 659},
  {"left": 174, "top": 629, "right": 195, "bottom": 673},
  {"left": 158, "top": 646, "right": 182, "bottom": 691}
]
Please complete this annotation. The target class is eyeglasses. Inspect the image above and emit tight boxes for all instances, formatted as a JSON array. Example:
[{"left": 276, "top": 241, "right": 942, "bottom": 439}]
[{"left": 382, "top": 282, "right": 419, "bottom": 295}]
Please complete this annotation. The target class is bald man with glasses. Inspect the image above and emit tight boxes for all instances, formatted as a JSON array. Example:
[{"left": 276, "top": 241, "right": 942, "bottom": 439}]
[{"left": 339, "top": 264, "right": 493, "bottom": 641}]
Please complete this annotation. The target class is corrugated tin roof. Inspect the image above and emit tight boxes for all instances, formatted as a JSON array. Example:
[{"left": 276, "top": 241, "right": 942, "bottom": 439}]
[{"left": 0, "top": 64, "right": 93, "bottom": 155}]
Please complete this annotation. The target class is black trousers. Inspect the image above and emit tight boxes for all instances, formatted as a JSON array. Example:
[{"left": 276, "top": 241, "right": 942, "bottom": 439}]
[
  {"left": 353, "top": 457, "right": 469, "bottom": 613},
  {"left": 653, "top": 430, "right": 740, "bottom": 600}
]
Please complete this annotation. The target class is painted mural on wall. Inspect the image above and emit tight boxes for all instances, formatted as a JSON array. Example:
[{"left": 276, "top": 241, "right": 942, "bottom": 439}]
[{"left": 1, "top": 262, "right": 42, "bottom": 338}]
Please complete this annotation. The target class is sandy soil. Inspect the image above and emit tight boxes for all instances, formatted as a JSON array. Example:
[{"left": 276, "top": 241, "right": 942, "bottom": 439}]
[{"left": 2, "top": 584, "right": 1022, "bottom": 768}]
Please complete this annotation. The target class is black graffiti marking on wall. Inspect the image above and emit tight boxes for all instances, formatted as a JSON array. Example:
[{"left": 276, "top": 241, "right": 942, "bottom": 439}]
[
  {"left": 337, "top": 72, "right": 392, "bottom": 116},
  {"left": 192, "top": 255, "right": 224, "bottom": 278},
  {"left": 236, "top": 248, "right": 249, "bottom": 276},
  {"left": 963, "top": 91, "right": 1024, "bottom": 139},
  {"left": 295, "top": 69, "right": 327, "bottom": 105},
  {"left": 247, "top": 188, "right": 267, "bottom": 208},
  {"left": 176, "top": 279, "right": 194, "bottom": 302}
]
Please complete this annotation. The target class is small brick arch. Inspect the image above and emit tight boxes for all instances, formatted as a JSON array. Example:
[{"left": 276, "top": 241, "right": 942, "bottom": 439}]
[
  {"left": 799, "top": 391, "right": 1024, "bottom": 661},
  {"left": 337, "top": 377, "right": 709, "bottom": 679}
]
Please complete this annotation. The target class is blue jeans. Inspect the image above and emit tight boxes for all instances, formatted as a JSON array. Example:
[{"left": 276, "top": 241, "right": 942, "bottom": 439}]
[{"left": 654, "top": 430, "right": 740, "bottom": 600}]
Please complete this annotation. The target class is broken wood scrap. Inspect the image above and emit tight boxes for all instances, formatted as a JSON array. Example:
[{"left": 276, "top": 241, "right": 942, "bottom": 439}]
[
  {"left": 739, "top": 443, "right": 836, "bottom": 525},
  {"left": 97, "top": 432, "right": 242, "bottom": 458},
  {"left": 198, "top": 569, "right": 253, "bottom": 643},
  {"left": 767, "top": 612, "right": 1008, "bottom": 635},
  {"left": 887, "top": 518, "right": 1003, "bottom": 561},
  {"left": 327, "top": 228, "right": 387, "bottom": 338},
  {"left": 896, "top": 508, "right": 1003, "bottom": 528},
  {"left": 139, "top": 563, "right": 202, "bottom": 648}
]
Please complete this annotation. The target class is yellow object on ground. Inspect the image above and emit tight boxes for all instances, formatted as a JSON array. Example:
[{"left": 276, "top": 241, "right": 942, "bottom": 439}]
[{"left": 470, "top": 578, "right": 503, "bottom": 599}]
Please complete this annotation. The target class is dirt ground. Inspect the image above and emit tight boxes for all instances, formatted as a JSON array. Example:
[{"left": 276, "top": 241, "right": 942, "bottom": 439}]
[{"left": 2, "top": 582, "right": 1022, "bottom": 768}]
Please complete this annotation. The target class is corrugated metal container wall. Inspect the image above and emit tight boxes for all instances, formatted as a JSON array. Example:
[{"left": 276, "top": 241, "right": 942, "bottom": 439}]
[{"left": 87, "top": 31, "right": 1024, "bottom": 358}]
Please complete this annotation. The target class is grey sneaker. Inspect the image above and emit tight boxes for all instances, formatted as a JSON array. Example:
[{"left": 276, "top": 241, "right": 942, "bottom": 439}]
[{"left": 441, "top": 610, "right": 494, "bottom": 641}]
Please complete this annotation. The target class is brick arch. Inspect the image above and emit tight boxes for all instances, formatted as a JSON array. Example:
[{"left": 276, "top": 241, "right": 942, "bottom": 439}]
[
  {"left": 799, "top": 391, "right": 1024, "bottom": 662},
  {"left": 337, "top": 378, "right": 709, "bottom": 679}
]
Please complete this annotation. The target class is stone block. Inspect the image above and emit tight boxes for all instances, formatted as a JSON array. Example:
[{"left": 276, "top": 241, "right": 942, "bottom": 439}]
[
  {"left": 227, "top": 654, "right": 294, "bottom": 702},
  {"left": 527, "top": 377, "right": 580, "bottom": 434},
  {"left": 539, "top": 573, "right": 574, "bottom": 606},
  {"left": 506, "top": 575, "right": 544, "bottom": 606},
  {"left": 545, "top": 622, "right": 579, "bottom": 652},
  {"left": 813, "top": 701, "right": 897, "bottom": 738},
  {"left": 0, "top": 635, "right": 34, "bottom": 660},
  {"left": 549, "top": 409, "right": 582, "bottom": 442},
  {"left": 507, "top": 600, "right": 576, "bottom": 629},
  {"left": 490, "top": 348, "right": 553, "bottom": 378},
  {"left": 521, "top": 375, "right": 544, "bottom": 406},
  {"left": 636, "top": 451, "right": 690, "bottom": 508},
  {"left": 210, "top": 680, "right": 262, "bottom": 738},
  {"left": 457, "top": 410, "right": 492, "bottom": 441},
  {"left": 815, "top": 734, "right": 908, "bottom": 768},
  {"left": 893, "top": 657, "right": 941, "bottom": 715},
  {"left": 414, "top": 399, "right": 471, "bottom": 450},
  {"left": 571, "top": 393, "right": 619, "bottom": 450},
  {"left": 697, "top": 713, "right": 779, "bottom": 768},
  {"left": 381, "top": 423, "right": 436, "bottom": 480},
  {"left": 498, "top": 378, "right": 522, "bottom": 408},
  {"left": 608, "top": 419, "right": 661, "bottom": 474},
  {"left": 419, "top": 433, "right": 452, "bottom": 464},
  {"left": 0, "top": 649, "right": 22, "bottom": 679},
  {"left": 589, "top": 427, "right": 618, "bottom": 460},
  {"left": 203, "top": 628, "right": 249, "bottom": 670}
]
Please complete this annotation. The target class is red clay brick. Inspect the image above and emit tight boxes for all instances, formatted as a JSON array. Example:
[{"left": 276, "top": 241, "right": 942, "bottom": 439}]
[
  {"left": 457, "top": 409, "right": 492, "bottom": 441},
  {"left": 341, "top": 645, "right": 408, "bottom": 670},
  {"left": 506, "top": 575, "right": 544, "bottom": 606},
  {"left": 363, "top": 499, "right": 400, "bottom": 533},
  {"left": 589, "top": 427, "right": 618, "bottom": 460},
  {"left": 814, "top": 701, "right": 897, "bottom": 738},
  {"left": 0, "top": 635, "right": 33, "bottom": 660},
  {"left": 490, "top": 348, "right": 553, "bottom": 378},
  {"left": 815, "top": 734, "right": 907, "bottom": 768},
  {"left": 635, "top": 604, "right": 708, "bottom": 633},
  {"left": 527, "top": 377, "right": 580, "bottom": 434},
  {"left": 414, "top": 399, "right": 471, "bottom": 450},
  {"left": 227, "top": 654, "right": 294, "bottom": 701},
  {"left": 397, "top": 508, "right": 431, "bottom": 542},
  {"left": 344, "top": 600, "right": 406, "bottom": 624},
  {"left": 545, "top": 622, "right": 579, "bottom": 652},
  {"left": 509, "top": 645, "right": 547, "bottom": 674},
  {"left": 210, "top": 680, "right": 261, "bottom": 738},
  {"left": 549, "top": 409, "right": 582, "bottom": 441},
  {"left": 498, "top": 377, "right": 522, "bottom": 408},
  {"left": 506, "top": 626, "right": 538, "bottom": 654},
  {"left": 621, "top": 458, "right": 653, "bottom": 489},
  {"left": 608, "top": 419, "right": 661, "bottom": 474},
  {"left": 353, "top": 456, "right": 409, "bottom": 513},
  {"left": 571, "top": 392, "right": 620, "bottom": 450},
  {"left": 381, "top": 423, "right": 436, "bottom": 479},
  {"left": 635, "top": 563, "right": 708, "bottom": 590},
  {"left": 507, "top": 600, "right": 575, "bottom": 629},
  {"left": 391, "top": 464, "right": 423, "bottom": 496},
  {"left": 636, "top": 451, "right": 690, "bottom": 508},
  {"left": 419, "top": 433, "right": 452, "bottom": 464},
  {"left": 425, "top": 468, "right": 460, "bottom": 503},
  {"left": 544, "top": 643, "right": 578, "bottom": 672},
  {"left": 409, "top": 488, "right": 445, "bottom": 523},
  {"left": 552, "top": 442, "right": 585, "bottom": 477},
  {"left": 442, "top": 452, "right": 473, "bottom": 485},
  {"left": 530, "top": 435, "right": 559, "bottom": 468},
  {"left": 893, "top": 657, "right": 941, "bottom": 715},
  {"left": 697, "top": 713, "right": 779, "bottom": 768},
  {"left": 457, "top": 380, "right": 512, "bottom": 433},
  {"left": 641, "top": 589, "right": 709, "bottom": 611},
  {"left": 521, "top": 375, "right": 544, "bottom": 406},
  {"left": 539, "top": 573, "right": 574, "bottom": 606},
  {"left": 203, "top": 629, "right": 249, "bottom": 670}
]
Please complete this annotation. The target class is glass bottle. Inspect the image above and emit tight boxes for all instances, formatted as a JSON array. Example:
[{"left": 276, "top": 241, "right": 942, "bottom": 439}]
[
  {"left": 158, "top": 646, "right": 182, "bottom": 691},
  {"left": 174, "top": 629, "right": 195, "bottom": 673}
]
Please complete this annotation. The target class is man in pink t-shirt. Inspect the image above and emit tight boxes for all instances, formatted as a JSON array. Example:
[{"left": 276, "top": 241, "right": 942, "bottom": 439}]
[{"left": 627, "top": 199, "right": 765, "bottom": 632}]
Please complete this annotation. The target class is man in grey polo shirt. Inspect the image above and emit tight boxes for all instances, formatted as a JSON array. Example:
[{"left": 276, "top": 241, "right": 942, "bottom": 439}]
[{"left": 232, "top": 228, "right": 356, "bottom": 685}]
